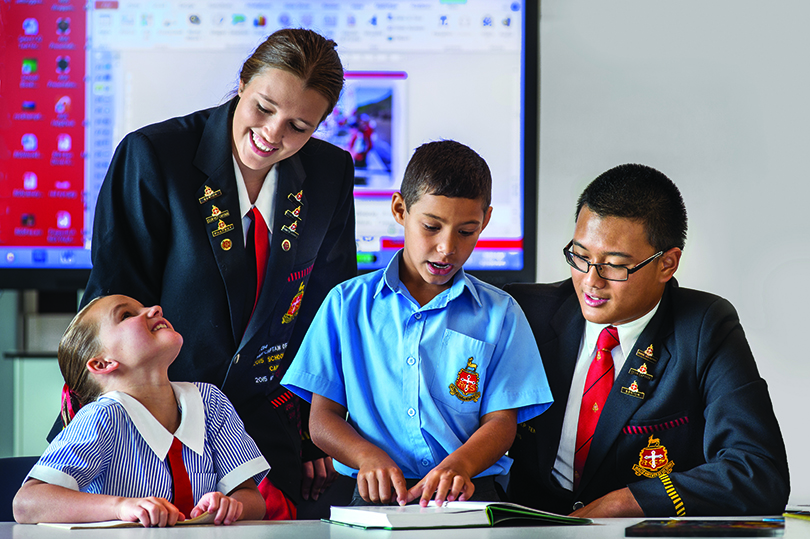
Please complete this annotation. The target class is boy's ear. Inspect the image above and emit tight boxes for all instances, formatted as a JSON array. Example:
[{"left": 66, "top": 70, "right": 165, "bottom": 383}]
[
  {"left": 86, "top": 357, "right": 119, "bottom": 375},
  {"left": 391, "top": 192, "right": 407, "bottom": 225},
  {"left": 658, "top": 247, "right": 682, "bottom": 283},
  {"left": 481, "top": 206, "right": 493, "bottom": 232}
]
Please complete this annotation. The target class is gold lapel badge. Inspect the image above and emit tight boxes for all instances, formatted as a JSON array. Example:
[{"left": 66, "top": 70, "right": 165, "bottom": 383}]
[
  {"left": 288, "top": 190, "right": 304, "bottom": 205},
  {"left": 629, "top": 363, "right": 654, "bottom": 381},
  {"left": 211, "top": 219, "right": 234, "bottom": 237},
  {"left": 285, "top": 205, "right": 302, "bottom": 221},
  {"left": 635, "top": 344, "right": 658, "bottom": 363},
  {"left": 281, "top": 239, "right": 291, "bottom": 251},
  {"left": 621, "top": 380, "right": 645, "bottom": 399},
  {"left": 220, "top": 238, "right": 232, "bottom": 251},
  {"left": 206, "top": 205, "right": 230, "bottom": 224},
  {"left": 281, "top": 221, "right": 300, "bottom": 238},
  {"left": 198, "top": 185, "right": 222, "bottom": 204}
]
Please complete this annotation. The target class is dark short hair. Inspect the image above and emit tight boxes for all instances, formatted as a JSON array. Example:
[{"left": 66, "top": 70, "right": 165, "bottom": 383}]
[
  {"left": 239, "top": 28, "right": 344, "bottom": 122},
  {"left": 400, "top": 140, "right": 492, "bottom": 211},
  {"left": 575, "top": 164, "right": 687, "bottom": 251}
]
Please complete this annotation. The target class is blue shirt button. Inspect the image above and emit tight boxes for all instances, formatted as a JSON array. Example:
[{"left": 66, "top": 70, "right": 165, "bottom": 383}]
[
  {"left": 421, "top": 459, "right": 430, "bottom": 467},
  {"left": 414, "top": 312, "right": 422, "bottom": 320},
  {"left": 407, "top": 357, "right": 415, "bottom": 366},
  {"left": 407, "top": 408, "right": 416, "bottom": 417}
]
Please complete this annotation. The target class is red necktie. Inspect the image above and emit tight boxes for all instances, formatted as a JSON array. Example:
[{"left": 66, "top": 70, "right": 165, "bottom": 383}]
[
  {"left": 574, "top": 325, "right": 619, "bottom": 489},
  {"left": 167, "top": 437, "right": 194, "bottom": 517},
  {"left": 249, "top": 207, "right": 269, "bottom": 312}
]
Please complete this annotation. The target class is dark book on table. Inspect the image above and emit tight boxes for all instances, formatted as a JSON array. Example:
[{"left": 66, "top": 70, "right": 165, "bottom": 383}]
[{"left": 625, "top": 518, "right": 785, "bottom": 537}]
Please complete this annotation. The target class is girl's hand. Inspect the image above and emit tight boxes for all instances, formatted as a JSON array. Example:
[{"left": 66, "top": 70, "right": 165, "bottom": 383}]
[
  {"left": 117, "top": 496, "right": 182, "bottom": 527},
  {"left": 191, "top": 491, "right": 244, "bottom": 525}
]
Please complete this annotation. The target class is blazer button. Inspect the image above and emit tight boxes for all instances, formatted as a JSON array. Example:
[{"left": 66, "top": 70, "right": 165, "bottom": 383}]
[{"left": 233, "top": 354, "right": 240, "bottom": 364}]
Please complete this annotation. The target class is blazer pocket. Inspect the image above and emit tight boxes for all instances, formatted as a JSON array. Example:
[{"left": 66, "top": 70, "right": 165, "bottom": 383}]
[{"left": 427, "top": 329, "right": 495, "bottom": 415}]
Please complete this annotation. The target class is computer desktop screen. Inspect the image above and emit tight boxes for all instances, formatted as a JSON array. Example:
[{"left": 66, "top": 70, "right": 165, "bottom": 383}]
[{"left": 0, "top": 0, "right": 537, "bottom": 290}]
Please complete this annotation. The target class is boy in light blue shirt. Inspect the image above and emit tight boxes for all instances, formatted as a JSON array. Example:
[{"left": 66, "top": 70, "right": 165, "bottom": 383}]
[{"left": 281, "top": 140, "right": 552, "bottom": 507}]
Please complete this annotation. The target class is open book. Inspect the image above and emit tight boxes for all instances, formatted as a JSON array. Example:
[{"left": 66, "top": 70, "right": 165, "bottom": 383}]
[
  {"left": 38, "top": 511, "right": 217, "bottom": 529},
  {"left": 326, "top": 501, "right": 592, "bottom": 529}
]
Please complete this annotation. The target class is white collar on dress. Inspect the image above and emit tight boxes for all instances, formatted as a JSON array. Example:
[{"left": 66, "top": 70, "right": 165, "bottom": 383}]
[{"left": 102, "top": 382, "right": 205, "bottom": 460}]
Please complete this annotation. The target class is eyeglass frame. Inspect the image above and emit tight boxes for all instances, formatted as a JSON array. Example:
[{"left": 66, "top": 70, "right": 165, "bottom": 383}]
[{"left": 562, "top": 240, "right": 664, "bottom": 282}]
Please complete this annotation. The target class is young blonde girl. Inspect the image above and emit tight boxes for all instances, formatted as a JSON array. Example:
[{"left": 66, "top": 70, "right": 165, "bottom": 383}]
[{"left": 13, "top": 295, "right": 268, "bottom": 526}]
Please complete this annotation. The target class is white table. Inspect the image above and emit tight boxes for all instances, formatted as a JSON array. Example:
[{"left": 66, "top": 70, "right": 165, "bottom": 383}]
[{"left": 1, "top": 517, "right": 808, "bottom": 539}]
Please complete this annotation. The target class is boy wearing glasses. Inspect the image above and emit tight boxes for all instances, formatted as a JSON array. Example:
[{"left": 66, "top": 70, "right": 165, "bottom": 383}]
[{"left": 504, "top": 164, "right": 789, "bottom": 517}]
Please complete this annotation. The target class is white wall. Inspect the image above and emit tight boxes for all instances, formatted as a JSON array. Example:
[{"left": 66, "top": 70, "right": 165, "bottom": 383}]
[{"left": 538, "top": 0, "right": 809, "bottom": 504}]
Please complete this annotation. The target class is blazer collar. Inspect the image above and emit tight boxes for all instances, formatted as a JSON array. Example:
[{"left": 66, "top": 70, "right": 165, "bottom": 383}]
[
  {"left": 577, "top": 280, "right": 677, "bottom": 493},
  {"left": 240, "top": 150, "right": 307, "bottom": 345}
]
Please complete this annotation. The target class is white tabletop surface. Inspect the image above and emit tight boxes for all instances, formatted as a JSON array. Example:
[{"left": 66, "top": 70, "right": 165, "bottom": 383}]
[{"left": 0, "top": 517, "right": 807, "bottom": 539}]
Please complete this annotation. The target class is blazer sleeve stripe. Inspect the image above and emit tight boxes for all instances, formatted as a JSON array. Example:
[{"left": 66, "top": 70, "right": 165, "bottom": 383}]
[{"left": 659, "top": 473, "right": 687, "bottom": 516}]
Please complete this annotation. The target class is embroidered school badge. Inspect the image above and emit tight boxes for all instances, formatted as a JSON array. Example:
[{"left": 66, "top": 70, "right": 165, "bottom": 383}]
[
  {"left": 635, "top": 344, "right": 658, "bottom": 363},
  {"left": 633, "top": 435, "right": 675, "bottom": 478},
  {"left": 448, "top": 357, "right": 481, "bottom": 402},
  {"left": 282, "top": 281, "right": 306, "bottom": 324},
  {"left": 198, "top": 185, "right": 222, "bottom": 204}
]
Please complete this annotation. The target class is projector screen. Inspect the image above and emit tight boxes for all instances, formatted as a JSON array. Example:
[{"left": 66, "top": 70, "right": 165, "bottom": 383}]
[{"left": 0, "top": 0, "right": 537, "bottom": 289}]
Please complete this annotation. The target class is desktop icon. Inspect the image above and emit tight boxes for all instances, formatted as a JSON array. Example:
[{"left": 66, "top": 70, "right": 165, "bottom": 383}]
[
  {"left": 22, "top": 58, "right": 38, "bottom": 75},
  {"left": 56, "top": 56, "right": 70, "bottom": 74},
  {"left": 56, "top": 18, "right": 70, "bottom": 34},
  {"left": 23, "top": 18, "right": 39, "bottom": 35},
  {"left": 21, "top": 134, "right": 38, "bottom": 151},
  {"left": 55, "top": 96, "right": 71, "bottom": 114},
  {"left": 23, "top": 172, "right": 38, "bottom": 190},
  {"left": 57, "top": 211, "right": 71, "bottom": 229},
  {"left": 57, "top": 134, "right": 72, "bottom": 152}
]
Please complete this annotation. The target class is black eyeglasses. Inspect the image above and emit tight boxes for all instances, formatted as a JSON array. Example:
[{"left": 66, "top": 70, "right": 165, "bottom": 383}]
[{"left": 563, "top": 240, "right": 663, "bottom": 282}]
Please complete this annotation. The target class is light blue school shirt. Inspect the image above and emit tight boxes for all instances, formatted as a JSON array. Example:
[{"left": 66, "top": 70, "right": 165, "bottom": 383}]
[
  {"left": 282, "top": 251, "right": 552, "bottom": 479},
  {"left": 27, "top": 382, "right": 269, "bottom": 503}
]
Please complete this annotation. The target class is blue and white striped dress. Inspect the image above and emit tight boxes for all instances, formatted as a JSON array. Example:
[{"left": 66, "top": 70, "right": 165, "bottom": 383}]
[{"left": 27, "top": 382, "right": 269, "bottom": 505}]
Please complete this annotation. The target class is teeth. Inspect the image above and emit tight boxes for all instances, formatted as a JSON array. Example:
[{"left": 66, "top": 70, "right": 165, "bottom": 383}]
[
  {"left": 153, "top": 323, "right": 168, "bottom": 331},
  {"left": 252, "top": 132, "right": 272, "bottom": 152}
]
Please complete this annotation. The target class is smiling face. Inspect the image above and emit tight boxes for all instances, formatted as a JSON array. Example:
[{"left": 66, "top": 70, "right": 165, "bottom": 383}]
[
  {"left": 232, "top": 67, "right": 329, "bottom": 183},
  {"left": 392, "top": 192, "right": 492, "bottom": 305},
  {"left": 570, "top": 206, "right": 681, "bottom": 326},
  {"left": 92, "top": 295, "right": 183, "bottom": 375}
]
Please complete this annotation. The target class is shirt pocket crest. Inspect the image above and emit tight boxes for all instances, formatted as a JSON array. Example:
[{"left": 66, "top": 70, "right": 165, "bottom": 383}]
[{"left": 428, "top": 329, "right": 495, "bottom": 414}]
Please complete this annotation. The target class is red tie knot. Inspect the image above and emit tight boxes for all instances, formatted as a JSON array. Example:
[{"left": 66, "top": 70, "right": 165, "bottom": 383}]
[{"left": 597, "top": 326, "right": 620, "bottom": 352}]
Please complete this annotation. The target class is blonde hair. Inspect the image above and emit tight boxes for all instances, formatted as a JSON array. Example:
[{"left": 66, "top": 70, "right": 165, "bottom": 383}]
[{"left": 58, "top": 297, "right": 105, "bottom": 427}]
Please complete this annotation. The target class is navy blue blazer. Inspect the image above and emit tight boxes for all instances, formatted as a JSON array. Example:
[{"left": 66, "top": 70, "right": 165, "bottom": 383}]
[
  {"left": 81, "top": 98, "right": 357, "bottom": 503},
  {"left": 503, "top": 279, "right": 789, "bottom": 516}
]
